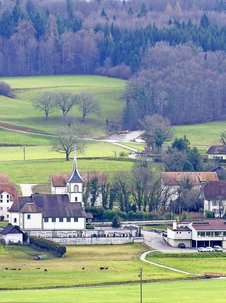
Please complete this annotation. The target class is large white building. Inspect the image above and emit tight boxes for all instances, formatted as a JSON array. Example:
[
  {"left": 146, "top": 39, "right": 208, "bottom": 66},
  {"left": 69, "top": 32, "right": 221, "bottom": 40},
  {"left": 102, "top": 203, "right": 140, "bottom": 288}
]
[
  {"left": 167, "top": 220, "right": 226, "bottom": 249},
  {"left": 9, "top": 154, "right": 88, "bottom": 231}
]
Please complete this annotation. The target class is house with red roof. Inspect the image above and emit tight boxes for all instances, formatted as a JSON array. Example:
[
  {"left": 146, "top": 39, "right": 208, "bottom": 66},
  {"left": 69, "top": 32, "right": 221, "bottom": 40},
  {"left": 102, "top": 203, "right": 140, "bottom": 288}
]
[{"left": 202, "top": 181, "right": 226, "bottom": 217}]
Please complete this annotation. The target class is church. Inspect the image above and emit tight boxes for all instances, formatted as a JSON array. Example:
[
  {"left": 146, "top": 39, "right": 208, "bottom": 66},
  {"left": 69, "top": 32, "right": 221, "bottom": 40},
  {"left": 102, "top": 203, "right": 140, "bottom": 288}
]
[{"left": 9, "top": 153, "right": 89, "bottom": 231}]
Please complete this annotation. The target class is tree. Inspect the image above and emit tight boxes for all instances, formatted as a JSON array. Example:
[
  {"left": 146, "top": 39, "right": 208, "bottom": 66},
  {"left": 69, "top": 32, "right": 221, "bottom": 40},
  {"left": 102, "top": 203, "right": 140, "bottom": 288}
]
[
  {"left": 34, "top": 91, "right": 55, "bottom": 120},
  {"left": 112, "top": 171, "right": 131, "bottom": 212},
  {"left": 220, "top": 131, "right": 226, "bottom": 145},
  {"left": 112, "top": 215, "right": 121, "bottom": 228},
  {"left": 78, "top": 92, "right": 100, "bottom": 122},
  {"left": 140, "top": 114, "right": 173, "bottom": 152},
  {"left": 52, "top": 127, "right": 84, "bottom": 161},
  {"left": 54, "top": 92, "right": 77, "bottom": 118}
]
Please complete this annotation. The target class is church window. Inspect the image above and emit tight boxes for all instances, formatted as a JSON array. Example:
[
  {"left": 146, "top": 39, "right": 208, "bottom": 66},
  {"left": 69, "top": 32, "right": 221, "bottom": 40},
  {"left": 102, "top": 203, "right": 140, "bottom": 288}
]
[
  {"left": 75, "top": 197, "right": 78, "bottom": 202},
  {"left": 74, "top": 185, "right": 79, "bottom": 192},
  {"left": 59, "top": 218, "right": 63, "bottom": 222}
]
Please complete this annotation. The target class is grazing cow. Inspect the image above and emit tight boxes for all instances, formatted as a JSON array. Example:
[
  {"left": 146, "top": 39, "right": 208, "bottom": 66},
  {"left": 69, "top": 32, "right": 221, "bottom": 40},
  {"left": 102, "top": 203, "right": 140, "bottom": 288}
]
[
  {"left": 44, "top": 269, "right": 48, "bottom": 272},
  {"left": 82, "top": 267, "right": 85, "bottom": 270},
  {"left": 105, "top": 267, "right": 108, "bottom": 270},
  {"left": 100, "top": 267, "right": 105, "bottom": 270}
]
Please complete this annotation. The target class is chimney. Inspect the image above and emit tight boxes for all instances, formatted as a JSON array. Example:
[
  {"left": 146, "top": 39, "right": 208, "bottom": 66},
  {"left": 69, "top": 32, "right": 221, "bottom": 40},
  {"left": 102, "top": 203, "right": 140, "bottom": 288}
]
[{"left": 173, "top": 222, "right": 177, "bottom": 230}]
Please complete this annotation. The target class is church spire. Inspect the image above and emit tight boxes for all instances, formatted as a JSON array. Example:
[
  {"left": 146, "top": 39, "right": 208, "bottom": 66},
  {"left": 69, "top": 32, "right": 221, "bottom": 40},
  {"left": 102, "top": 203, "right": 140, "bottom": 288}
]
[{"left": 67, "top": 146, "right": 83, "bottom": 183}]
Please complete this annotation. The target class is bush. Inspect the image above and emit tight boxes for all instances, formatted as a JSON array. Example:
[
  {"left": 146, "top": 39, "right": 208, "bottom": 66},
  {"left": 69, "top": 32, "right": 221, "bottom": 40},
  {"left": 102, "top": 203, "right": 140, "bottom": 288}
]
[
  {"left": 30, "top": 237, "right": 66, "bottom": 257},
  {"left": 205, "top": 210, "right": 215, "bottom": 218},
  {"left": 112, "top": 215, "right": 121, "bottom": 228},
  {"left": 0, "top": 82, "right": 14, "bottom": 98}
]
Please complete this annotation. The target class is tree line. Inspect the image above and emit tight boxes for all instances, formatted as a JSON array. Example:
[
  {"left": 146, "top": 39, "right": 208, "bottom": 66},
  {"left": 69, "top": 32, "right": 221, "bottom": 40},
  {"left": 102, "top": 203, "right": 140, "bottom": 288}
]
[
  {"left": 2, "top": 0, "right": 226, "bottom": 78},
  {"left": 123, "top": 43, "right": 226, "bottom": 127}
]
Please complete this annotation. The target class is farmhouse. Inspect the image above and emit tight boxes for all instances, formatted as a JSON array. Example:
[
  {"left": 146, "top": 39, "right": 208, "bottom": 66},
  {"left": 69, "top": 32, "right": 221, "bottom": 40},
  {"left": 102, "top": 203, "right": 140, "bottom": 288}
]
[
  {"left": 167, "top": 219, "right": 226, "bottom": 249},
  {"left": 207, "top": 145, "right": 226, "bottom": 160},
  {"left": 202, "top": 181, "right": 226, "bottom": 217},
  {"left": 0, "top": 182, "right": 18, "bottom": 221}
]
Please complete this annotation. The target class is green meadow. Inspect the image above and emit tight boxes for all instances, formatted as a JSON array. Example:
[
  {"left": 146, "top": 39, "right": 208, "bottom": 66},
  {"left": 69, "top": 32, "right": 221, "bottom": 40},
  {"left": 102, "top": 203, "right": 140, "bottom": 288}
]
[
  {"left": 0, "top": 75, "right": 125, "bottom": 137},
  {"left": 1, "top": 279, "right": 226, "bottom": 303},
  {"left": 0, "top": 244, "right": 185, "bottom": 290}
]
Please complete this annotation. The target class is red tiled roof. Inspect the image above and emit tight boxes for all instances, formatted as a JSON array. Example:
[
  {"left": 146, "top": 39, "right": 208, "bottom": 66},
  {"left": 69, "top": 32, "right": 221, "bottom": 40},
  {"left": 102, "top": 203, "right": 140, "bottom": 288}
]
[
  {"left": 192, "top": 220, "right": 226, "bottom": 231},
  {"left": 204, "top": 181, "right": 226, "bottom": 199},
  {"left": 51, "top": 174, "right": 70, "bottom": 187},
  {"left": 20, "top": 203, "right": 42, "bottom": 213},
  {"left": 10, "top": 194, "right": 86, "bottom": 218},
  {"left": 161, "top": 172, "right": 219, "bottom": 186},
  {"left": 0, "top": 183, "right": 18, "bottom": 202},
  {"left": 207, "top": 145, "right": 226, "bottom": 155}
]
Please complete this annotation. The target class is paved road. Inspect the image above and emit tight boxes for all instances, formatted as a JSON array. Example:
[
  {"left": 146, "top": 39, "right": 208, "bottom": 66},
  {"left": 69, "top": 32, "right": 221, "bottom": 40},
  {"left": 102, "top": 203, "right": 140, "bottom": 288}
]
[{"left": 140, "top": 250, "right": 196, "bottom": 275}]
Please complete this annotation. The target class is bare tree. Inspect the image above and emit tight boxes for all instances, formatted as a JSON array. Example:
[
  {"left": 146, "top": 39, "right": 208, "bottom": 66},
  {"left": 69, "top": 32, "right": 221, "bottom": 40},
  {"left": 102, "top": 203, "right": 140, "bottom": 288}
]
[
  {"left": 78, "top": 92, "right": 100, "bottom": 122},
  {"left": 54, "top": 92, "right": 78, "bottom": 118},
  {"left": 34, "top": 91, "right": 55, "bottom": 120},
  {"left": 52, "top": 127, "right": 84, "bottom": 161},
  {"left": 140, "top": 114, "right": 173, "bottom": 152}
]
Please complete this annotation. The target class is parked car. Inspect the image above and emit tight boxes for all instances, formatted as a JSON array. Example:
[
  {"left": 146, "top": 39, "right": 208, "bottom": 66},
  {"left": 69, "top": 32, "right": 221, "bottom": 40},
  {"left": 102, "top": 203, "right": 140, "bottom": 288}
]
[
  {"left": 178, "top": 243, "right": 186, "bottom": 248},
  {"left": 204, "top": 246, "right": 215, "bottom": 252},
  {"left": 197, "top": 247, "right": 205, "bottom": 252},
  {"left": 213, "top": 245, "right": 223, "bottom": 252}
]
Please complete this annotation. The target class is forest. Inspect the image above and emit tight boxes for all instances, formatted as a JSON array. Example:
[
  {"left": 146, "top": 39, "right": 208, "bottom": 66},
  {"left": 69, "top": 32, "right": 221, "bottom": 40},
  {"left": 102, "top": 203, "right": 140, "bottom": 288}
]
[{"left": 1, "top": 0, "right": 226, "bottom": 126}]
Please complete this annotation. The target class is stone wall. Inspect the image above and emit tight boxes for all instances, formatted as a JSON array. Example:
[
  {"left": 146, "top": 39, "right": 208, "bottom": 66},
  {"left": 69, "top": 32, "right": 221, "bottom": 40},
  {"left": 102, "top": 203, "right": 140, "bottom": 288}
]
[{"left": 27, "top": 229, "right": 143, "bottom": 245}]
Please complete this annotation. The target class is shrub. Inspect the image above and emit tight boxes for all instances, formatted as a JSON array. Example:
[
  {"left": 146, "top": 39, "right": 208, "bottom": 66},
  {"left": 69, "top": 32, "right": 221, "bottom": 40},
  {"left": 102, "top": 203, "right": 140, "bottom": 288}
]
[
  {"left": 112, "top": 215, "right": 121, "bottom": 228},
  {"left": 30, "top": 236, "right": 66, "bottom": 257},
  {"left": 0, "top": 82, "right": 14, "bottom": 98},
  {"left": 205, "top": 210, "right": 215, "bottom": 218}
]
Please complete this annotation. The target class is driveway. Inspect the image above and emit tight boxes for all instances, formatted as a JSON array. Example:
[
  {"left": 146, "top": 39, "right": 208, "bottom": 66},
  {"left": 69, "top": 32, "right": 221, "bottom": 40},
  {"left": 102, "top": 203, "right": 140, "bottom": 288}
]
[{"left": 142, "top": 230, "right": 197, "bottom": 253}]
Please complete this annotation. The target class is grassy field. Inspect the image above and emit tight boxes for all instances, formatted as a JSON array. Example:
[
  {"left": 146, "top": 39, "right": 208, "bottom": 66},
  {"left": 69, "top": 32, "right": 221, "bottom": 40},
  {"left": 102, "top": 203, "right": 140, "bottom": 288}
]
[
  {"left": 147, "top": 252, "right": 226, "bottom": 275},
  {"left": 0, "top": 75, "right": 125, "bottom": 137},
  {"left": 0, "top": 141, "right": 129, "bottom": 161},
  {"left": 0, "top": 244, "right": 185, "bottom": 290},
  {"left": 0, "top": 159, "right": 135, "bottom": 183},
  {"left": 174, "top": 121, "right": 226, "bottom": 147},
  {"left": 1, "top": 280, "right": 226, "bottom": 303}
]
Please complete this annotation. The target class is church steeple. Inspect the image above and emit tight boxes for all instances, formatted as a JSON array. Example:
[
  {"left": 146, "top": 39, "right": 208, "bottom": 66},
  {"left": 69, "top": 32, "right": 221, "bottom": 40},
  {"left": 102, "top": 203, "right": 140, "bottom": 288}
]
[
  {"left": 67, "top": 147, "right": 84, "bottom": 204},
  {"left": 68, "top": 147, "right": 83, "bottom": 184}
]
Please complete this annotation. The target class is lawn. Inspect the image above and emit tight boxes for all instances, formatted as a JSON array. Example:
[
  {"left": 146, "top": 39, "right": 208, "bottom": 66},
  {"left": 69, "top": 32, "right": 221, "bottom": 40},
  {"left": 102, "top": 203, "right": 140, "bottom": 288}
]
[
  {"left": 0, "top": 159, "right": 135, "bottom": 183},
  {"left": 147, "top": 252, "right": 226, "bottom": 275},
  {"left": 1, "top": 280, "right": 226, "bottom": 303},
  {"left": 0, "top": 75, "right": 126, "bottom": 137},
  {"left": 0, "top": 244, "right": 185, "bottom": 290}
]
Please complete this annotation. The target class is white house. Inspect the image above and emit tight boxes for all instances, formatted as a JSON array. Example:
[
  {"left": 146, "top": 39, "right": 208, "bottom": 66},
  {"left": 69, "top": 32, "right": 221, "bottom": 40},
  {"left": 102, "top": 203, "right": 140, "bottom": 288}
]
[
  {"left": 202, "top": 181, "right": 226, "bottom": 217},
  {"left": 167, "top": 220, "right": 226, "bottom": 249},
  {"left": 9, "top": 153, "right": 89, "bottom": 232},
  {"left": 0, "top": 224, "right": 24, "bottom": 244},
  {"left": 207, "top": 145, "right": 226, "bottom": 160},
  {"left": 0, "top": 183, "right": 18, "bottom": 220}
]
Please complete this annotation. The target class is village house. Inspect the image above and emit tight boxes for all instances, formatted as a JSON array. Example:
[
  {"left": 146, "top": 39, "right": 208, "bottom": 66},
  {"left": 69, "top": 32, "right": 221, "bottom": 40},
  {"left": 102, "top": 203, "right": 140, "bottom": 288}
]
[
  {"left": 160, "top": 171, "right": 219, "bottom": 207},
  {"left": 0, "top": 223, "right": 24, "bottom": 245},
  {"left": 0, "top": 173, "right": 18, "bottom": 221},
  {"left": 207, "top": 145, "right": 226, "bottom": 161},
  {"left": 167, "top": 219, "right": 226, "bottom": 249},
  {"left": 202, "top": 181, "right": 226, "bottom": 217}
]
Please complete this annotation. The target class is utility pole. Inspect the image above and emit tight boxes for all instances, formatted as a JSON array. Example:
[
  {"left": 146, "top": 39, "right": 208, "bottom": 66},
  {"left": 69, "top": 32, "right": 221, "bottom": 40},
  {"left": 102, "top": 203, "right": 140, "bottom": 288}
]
[
  {"left": 139, "top": 268, "right": 143, "bottom": 303},
  {"left": 23, "top": 146, "right": 26, "bottom": 161}
]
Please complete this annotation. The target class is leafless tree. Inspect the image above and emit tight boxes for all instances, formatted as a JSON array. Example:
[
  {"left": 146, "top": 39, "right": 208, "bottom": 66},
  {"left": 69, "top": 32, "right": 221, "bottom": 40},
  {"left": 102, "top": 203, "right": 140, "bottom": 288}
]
[
  {"left": 54, "top": 92, "right": 78, "bottom": 118},
  {"left": 140, "top": 114, "right": 173, "bottom": 152},
  {"left": 34, "top": 91, "right": 56, "bottom": 120},
  {"left": 78, "top": 92, "right": 100, "bottom": 122},
  {"left": 52, "top": 127, "right": 84, "bottom": 161}
]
